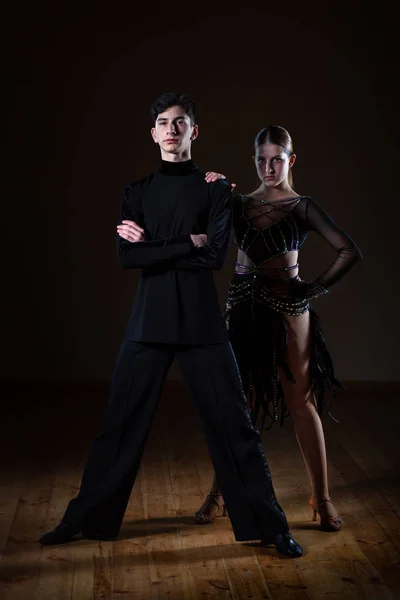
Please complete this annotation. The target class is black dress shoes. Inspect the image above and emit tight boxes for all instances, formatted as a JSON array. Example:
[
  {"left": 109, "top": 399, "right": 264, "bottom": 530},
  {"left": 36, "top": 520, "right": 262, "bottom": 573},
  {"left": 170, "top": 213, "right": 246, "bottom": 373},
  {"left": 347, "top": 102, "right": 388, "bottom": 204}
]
[
  {"left": 40, "top": 521, "right": 118, "bottom": 545},
  {"left": 40, "top": 521, "right": 82, "bottom": 545},
  {"left": 261, "top": 532, "right": 303, "bottom": 558}
]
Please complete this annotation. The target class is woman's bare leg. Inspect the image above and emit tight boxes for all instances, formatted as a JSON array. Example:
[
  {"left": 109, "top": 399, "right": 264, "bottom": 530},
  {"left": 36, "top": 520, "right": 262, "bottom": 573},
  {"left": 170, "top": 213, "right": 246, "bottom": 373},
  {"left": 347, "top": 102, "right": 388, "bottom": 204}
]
[{"left": 281, "top": 313, "right": 340, "bottom": 524}]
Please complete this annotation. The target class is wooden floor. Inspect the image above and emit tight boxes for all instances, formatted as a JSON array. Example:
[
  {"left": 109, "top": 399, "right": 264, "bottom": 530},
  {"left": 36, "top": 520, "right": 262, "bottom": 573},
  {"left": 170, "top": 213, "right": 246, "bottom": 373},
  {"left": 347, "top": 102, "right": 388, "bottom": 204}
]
[{"left": 0, "top": 381, "right": 399, "bottom": 599}]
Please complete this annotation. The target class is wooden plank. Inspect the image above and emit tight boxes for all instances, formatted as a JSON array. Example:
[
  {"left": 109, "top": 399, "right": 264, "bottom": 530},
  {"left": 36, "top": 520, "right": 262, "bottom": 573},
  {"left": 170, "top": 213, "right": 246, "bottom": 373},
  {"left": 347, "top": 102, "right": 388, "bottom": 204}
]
[
  {"left": 324, "top": 535, "right": 394, "bottom": 599},
  {"left": 162, "top": 395, "right": 232, "bottom": 599},
  {"left": 209, "top": 421, "right": 303, "bottom": 600},
  {"left": 110, "top": 467, "right": 153, "bottom": 599},
  {"left": 211, "top": 527, "right": 271, "bottom": 600},
  {"left": 1, "top": 386, "right": 400, "bottom": 599},
  {"left": 258, "top": 421, "right": 320, "bottom": 600},
  {"left": 259, "top": 561, "right": 311, "bottom": 600},
  {"left": 0, "top": 472, "right": 54, "bottom": 600},
  {"left": 0, "top": 472, "right": 26, "bottom": 563},
  {"left": 139, "top": 420, "right": 193, "bottom": 599},
  {"left": 321, "top": 437, "right": 400, "bottom": 593},
  {"left": 30, "top": 466, "right": 79, "bottom": 600},
  {"left": 328, "top": 403, "right": 400, "bottom": 527}
]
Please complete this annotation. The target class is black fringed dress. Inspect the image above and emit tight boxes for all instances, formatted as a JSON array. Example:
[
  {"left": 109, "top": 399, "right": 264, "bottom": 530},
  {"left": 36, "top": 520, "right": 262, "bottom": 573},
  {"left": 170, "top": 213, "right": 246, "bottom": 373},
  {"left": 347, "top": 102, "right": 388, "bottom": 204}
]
[{"left": 226, "top": 194, "right": 362, "bottom": 431}]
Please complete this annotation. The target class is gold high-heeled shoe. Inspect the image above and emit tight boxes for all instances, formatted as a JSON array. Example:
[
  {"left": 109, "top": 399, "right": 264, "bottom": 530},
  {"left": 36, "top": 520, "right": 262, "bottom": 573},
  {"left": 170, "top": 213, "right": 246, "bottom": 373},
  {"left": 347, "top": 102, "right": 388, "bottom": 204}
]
[
  {"left": 194, "top": 492, "right": 227, "bottom": 525},
  {"left": 309, "top": 496, "right": 343, "bottom": 531}
]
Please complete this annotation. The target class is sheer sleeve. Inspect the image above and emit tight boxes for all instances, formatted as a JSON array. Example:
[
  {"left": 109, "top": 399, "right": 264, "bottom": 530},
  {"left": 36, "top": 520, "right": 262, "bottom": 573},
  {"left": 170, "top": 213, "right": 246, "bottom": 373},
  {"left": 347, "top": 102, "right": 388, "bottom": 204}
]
[
  {"left": 290, "top": 197, "right": 362, "bottom": 299},
  {"left": 117, "top": 183, "right": 193, "bottom": 269}
]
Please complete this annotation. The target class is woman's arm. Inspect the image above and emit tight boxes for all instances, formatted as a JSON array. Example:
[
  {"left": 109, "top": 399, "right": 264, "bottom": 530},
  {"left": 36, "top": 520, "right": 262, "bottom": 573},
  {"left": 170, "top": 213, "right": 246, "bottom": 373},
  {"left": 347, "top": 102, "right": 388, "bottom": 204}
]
[{"left": 290, "top": 197, "right": 362, "bottom": 299}]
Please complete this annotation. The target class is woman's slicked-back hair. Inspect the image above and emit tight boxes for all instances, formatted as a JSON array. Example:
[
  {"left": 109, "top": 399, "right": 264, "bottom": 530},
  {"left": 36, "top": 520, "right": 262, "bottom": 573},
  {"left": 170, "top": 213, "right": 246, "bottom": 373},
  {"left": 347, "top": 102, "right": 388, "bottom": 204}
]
[{"left": 255, "top": 125, "right": 293, "bottom": 155}]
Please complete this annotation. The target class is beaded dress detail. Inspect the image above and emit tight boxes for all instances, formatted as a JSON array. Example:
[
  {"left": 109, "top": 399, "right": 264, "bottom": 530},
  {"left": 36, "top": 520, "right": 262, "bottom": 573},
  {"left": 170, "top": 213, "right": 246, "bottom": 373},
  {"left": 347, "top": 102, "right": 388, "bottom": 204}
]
[{"left": 226, "top": 194, "right": 361, "bottom": 430}]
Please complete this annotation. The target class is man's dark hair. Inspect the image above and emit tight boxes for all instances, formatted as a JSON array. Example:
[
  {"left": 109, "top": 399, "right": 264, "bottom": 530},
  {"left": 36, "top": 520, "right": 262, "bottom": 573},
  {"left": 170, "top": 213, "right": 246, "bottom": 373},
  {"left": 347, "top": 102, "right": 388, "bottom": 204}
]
[{"left": 151, "top": 92, "right": 196, "bottom": 125}]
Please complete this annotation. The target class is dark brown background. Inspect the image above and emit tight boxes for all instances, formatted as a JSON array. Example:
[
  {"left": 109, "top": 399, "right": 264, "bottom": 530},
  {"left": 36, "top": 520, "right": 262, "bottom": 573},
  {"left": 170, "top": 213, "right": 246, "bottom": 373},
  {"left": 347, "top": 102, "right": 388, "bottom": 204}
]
[{"left": 3, "top": 1, "right": 399, "bottom": 384}]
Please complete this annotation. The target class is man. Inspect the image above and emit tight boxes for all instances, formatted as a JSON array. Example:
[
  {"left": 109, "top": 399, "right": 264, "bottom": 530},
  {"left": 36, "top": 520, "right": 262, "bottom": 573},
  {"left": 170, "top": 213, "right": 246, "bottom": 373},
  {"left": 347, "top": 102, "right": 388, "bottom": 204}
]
[{"left": 40, "top": 92, "right": 302, "bottom": 557}]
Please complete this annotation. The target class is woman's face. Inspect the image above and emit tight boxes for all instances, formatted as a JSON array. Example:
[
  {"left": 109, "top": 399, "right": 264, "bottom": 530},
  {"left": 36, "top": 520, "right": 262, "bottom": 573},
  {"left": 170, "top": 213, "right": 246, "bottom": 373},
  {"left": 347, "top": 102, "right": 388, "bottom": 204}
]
[{"left": 254, "top": 143, "right": 295, "bottom": 188}]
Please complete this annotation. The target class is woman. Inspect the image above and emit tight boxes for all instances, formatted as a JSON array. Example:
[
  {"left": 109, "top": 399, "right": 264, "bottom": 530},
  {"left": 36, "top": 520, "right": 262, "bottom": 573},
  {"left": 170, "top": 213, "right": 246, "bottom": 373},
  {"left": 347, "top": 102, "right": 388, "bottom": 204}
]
[{"left": 196, "top": 125, "right": 362, "bottom": 531}]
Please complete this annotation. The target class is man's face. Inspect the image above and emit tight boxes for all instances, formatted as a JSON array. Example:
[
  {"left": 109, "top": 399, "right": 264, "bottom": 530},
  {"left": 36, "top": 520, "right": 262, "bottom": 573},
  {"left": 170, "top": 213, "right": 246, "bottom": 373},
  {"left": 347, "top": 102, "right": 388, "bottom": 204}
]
[{"left": 151, "top": 105, "right": 198, "bottom": 158}]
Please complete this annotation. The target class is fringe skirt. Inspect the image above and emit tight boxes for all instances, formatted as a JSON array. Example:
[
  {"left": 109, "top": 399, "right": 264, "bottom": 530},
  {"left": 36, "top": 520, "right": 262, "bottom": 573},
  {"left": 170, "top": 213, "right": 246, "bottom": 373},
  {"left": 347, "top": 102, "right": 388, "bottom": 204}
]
[{"left": 226, "top": 274, "right": 342, "bottom": 433}]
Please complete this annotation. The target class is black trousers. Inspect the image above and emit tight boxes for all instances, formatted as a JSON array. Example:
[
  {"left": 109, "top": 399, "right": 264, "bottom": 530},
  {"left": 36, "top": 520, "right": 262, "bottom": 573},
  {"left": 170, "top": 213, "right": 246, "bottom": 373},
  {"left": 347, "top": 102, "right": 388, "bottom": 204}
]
[{"left": 63, "top": 341, "right": 288, "bottom": 541}]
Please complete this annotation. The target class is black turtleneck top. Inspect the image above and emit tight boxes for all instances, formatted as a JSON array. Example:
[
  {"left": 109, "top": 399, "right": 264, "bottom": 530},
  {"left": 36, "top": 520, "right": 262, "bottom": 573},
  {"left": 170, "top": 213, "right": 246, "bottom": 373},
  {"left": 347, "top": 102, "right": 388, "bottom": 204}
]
[{"left": 117, "top": 160, "right": 232, "bottom": 344}]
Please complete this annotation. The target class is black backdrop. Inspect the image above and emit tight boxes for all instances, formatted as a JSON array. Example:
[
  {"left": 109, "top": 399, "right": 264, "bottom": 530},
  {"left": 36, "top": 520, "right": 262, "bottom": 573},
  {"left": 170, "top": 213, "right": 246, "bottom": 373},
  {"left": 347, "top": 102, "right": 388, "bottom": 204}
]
[{"left": 3, "top": 1, "right": 399, "bottom": 385}]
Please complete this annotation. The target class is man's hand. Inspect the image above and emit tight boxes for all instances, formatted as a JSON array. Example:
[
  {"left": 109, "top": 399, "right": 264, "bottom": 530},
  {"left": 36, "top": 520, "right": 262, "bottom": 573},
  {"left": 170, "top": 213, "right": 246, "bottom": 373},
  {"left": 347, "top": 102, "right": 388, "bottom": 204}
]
[
  {"left": 190, "top": 234, "right": 208, "bottom": 248},
  {"left": 117, "top": 220, "right": 145, "bottom": 243},
  {"left": 205, "top": 171, "right": 236, "bottom": 190}
]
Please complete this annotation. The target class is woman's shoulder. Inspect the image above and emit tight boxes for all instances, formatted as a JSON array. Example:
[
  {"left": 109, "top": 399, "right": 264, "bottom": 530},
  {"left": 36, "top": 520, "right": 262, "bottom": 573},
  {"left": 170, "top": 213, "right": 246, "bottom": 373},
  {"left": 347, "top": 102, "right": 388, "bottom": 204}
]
[{"left": 291, "top": 195, "right": 313, "bottom": 219}]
